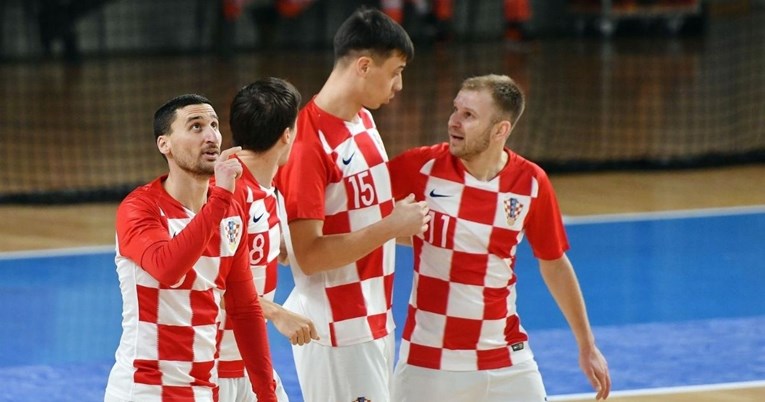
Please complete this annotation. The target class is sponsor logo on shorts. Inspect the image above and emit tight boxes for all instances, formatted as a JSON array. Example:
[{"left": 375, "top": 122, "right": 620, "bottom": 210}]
[{"left": 511, "top": 342, "right": 525, "bottom": 351}]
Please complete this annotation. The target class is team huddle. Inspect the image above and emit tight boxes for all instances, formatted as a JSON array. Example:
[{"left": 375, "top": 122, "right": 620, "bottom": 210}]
[{"left": 104, "top": 7, "right": 610, "bottom": 402}]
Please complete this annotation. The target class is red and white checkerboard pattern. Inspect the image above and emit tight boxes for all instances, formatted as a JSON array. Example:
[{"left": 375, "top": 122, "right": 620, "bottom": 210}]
[
  {"left": 389, "top": 144, "right": 569, "bottom": 371},
  {"left": 219, "top": 166, "right": 281, "bottom": 377},
  {"left": 107, "top": 178, "right": 247, "bottom": 401},
  {"left": 279, "top": 101, "right": 396, "bottom": 347}
]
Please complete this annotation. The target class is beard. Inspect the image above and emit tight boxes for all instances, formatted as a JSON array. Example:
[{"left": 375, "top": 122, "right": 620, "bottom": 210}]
[
  {"left": 450, "top": 126, "right": 492, "bottom": 160},
  {"left": 174, "top": 151, "right": 216, "bottom": 178}
]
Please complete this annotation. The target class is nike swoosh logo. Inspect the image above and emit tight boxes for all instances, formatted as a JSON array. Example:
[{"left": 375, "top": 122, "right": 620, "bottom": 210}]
[
  {"left": 342, "top": 153, "right": 355, "bottom": 165},
  {"left": 252, "top": 213, "right": 264, "bottom": 223},
  {"left": 429, "top": 189, "right": 450, "bottom": 198}
]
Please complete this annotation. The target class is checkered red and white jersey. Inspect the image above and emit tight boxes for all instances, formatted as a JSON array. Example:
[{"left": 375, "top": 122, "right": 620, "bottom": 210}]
[
  {"left": 219, "top": 161, "right": 281, "bottom": 378},
  {"left": 277, "top": 99, "right": 396, "bottom": 346},
  {"left": 105, "top": 177, "right": 275, "bottom": 401},
  {"left": 389, "top": 144, "right": 570, "bottom": 371}
]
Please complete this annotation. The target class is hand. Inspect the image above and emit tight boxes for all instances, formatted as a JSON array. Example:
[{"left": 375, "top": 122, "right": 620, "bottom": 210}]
[
  {"left": 277, "top": 236, "right": 289, "bottom": 265},
  {"left": 389, "top": 194, "right": 430, "bottom": 237},
  {"left": 214, "top": 146, "right": 242, "bottom": 193},
  {"left": 579, "top": 344, "right": 611, "bottom": 400},
  {"left": 271, "top": 306, "right": 319, "bottom": 346}
]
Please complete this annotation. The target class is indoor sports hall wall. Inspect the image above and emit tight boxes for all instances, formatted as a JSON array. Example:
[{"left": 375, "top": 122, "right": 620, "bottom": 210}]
[{"left": 1, "top": 0, "right": 763, "bottom": 203}]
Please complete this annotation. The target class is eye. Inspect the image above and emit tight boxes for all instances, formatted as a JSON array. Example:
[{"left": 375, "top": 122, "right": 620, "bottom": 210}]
[
  {"left": 191, "top": 123, "right": 201, "bottom": 130},
  {"left": 211, "top": 121, "right": 219, "bottom": 129}
]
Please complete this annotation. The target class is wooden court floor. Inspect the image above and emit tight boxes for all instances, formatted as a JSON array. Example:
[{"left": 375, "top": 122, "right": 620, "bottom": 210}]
[{"left": 1, "top": 163, "right": 763, "bottom": 401}]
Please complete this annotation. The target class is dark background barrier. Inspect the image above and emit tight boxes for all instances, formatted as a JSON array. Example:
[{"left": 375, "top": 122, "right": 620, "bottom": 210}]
[{"left": 1, "top": 0, "right": 762, "bottom": 203}]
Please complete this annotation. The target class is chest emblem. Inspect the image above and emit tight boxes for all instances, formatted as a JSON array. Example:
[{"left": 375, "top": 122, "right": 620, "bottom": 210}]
[{"left": 503, "top": 197, "right": 524, "bottom": 226}]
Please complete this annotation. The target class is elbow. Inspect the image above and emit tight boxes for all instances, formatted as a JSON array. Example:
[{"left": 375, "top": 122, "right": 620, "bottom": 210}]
[
  {"left": 290, "top": 246, "right": 329, "bottom": 275},
  {"left": 289, "top": 241, "right": 317, "bottom": 275},
  {"left": 154, "top": 271, "right": 186, "bottom": 288},
  {"left": 225, "top": 292, "right": 261, "bottom": 319},
  {"left": 143, "top": 255, "right": 186, "bottom": 286},
  {"left": 140, "top": 243, "right": 191, "bottom": 287},
  {"left": 294, "top": 254, "right": 323, "bottom": 275}
]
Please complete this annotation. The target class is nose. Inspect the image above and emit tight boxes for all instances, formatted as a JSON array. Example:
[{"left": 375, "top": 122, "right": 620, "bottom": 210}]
[
  {"left": 448, "top": 113, "right": 459, "bottom": 128},
  {"left": 203, "top": 126, "right": 221, "bottom": 143},
  {"left": 393, "top": 76, "right": 403, "bottom": 93}
]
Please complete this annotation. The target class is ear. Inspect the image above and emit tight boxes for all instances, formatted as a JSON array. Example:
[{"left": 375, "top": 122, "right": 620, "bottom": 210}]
[
  {"left": 493, "top": 120, "right": 513, "bottom": 141},
  {"left": 356, "top": 56, "right": 372, "bottom": 76},
  {"left": 157, "top": 135, "right": 170, "bottom": 156},
  {"left": 280, "top": 126, "right": 292, "bottom": 144}
]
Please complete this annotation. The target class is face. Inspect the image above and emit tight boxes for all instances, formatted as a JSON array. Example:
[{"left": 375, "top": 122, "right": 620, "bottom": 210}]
[
  {"left": 277, "top": 119, "right": 298, "bottom": 167},
  {"left": 447, "top": 89, "right": 500, "bottom": 160},
  {"left": 360, "top": 53, "right": 406, "bottom": 109},
  {"left": 158, "top": 103, "right": 221, "bottom": 176}
]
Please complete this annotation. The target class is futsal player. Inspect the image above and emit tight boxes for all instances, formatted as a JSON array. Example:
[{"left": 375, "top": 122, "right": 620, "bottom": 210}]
[
  {"left": 275, "top": 7, "right": 430, "bottom": 402},
  {"left": 104, "top": 94, "right": 277, "bottom": 402},
  {"left": 217, "top": 78, "right": 318, "bottom": 402},
  {"left": 388, "top": 74, "right": 611, "bottom": 401}
]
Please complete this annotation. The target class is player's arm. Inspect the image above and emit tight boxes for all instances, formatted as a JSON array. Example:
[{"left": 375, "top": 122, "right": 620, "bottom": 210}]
[
  {"left": 118, "top": 186, "right": 234, "bottom": 286},
  {"left": 396, "top": 236, "right": 413, "bottom": 246},
  {"left": 118, "top": 147, "right": 243, "bottom": 286},
  {"left": 259, "top": 297, "right": 319, "bottom": 345},
  {"left": 388, "top": 148, "right": 428, "bottom": 250},
  {"left": 277, "top": 234, "right": 289, "bottom": 265},
  {"left": 538, "top": 254, "right": 611, "bottom": 400},
  {"left": 288, "top": 194, "right": 429, "bottom": 275},
  {"left": 226, "top": 237, "right": 277, "bottom": 402}
]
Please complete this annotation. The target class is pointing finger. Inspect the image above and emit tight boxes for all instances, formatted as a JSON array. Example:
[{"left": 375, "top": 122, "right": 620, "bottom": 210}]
[{"left": 218, "top": 146, "right": 242, "bottom": 161}]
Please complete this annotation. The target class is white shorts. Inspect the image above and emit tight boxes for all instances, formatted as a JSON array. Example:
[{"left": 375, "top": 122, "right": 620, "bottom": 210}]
[
  {"left": 391, "top": 359, "right": 547, "bottom": 402},
  {"left": 292, "top": 333, "right": 395, "bottom": 402},
  {"left": 218, "top": 369, "right": 289, "bottom": 402},
  {"left": 104, "top": 394, "right": 131, "bottom": 402}
]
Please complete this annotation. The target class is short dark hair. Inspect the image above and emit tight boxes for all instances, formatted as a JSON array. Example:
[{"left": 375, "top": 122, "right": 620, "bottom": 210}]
[
  {"left": 461, "top": 74, "right": 525, "bottom": 126},
  {"left": 229, "top": 77, "right": 301, "bottom": 152},
  {"left": 153, "top": 94, "right": 212, "bottom": 139},
  {"left": 333, "top": 7, "right": 414, "bottom": 64}
]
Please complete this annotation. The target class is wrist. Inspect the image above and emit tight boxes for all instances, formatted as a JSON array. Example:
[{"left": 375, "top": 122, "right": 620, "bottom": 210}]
[
  {"left": 577, "top": 336, "right": 596, "bottom": 352},
  {"left": 259, "top": 298, "right": 280, "bottom": 321}
]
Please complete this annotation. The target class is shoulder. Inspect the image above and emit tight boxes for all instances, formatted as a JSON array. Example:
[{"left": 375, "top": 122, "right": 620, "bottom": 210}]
[
  {"left": 116, "top": 179, "right": 166, "bottom": 225},
  {"left": 358, "top": 108, "right": 376, "bottom": 129},
  {"left": 119, "top": 180, "right": 159, "bottom": 210},
  {"left": 296, "top": 101, "right": 322, "bottom": 134},
  {"left": 502, "top": 150, "right": 557, "bottom": 199},
  {"left": 392, "top": 143, "right": 449, "bottom": 166},
  {"left": 507, "top": 149, "right": 549, "bottom": 180}
]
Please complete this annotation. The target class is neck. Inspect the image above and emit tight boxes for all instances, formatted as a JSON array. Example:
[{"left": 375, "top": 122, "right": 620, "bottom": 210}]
[
  {"left": 163, "top": 167, "right": 210, "bottom": 212},
  {"left": 314, "top": 69, "right": 362, "bottom": 122},
  {"left": 461, "top": 147, "right": 508, "bottom": 182},
  {"left": 236, "top": 149, "right": 279, "bottom": 189}
]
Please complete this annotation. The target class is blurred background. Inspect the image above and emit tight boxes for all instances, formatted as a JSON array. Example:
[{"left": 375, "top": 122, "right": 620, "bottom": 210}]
[{"left": 0, "top": 0, "right": 763, "bottom": 203}]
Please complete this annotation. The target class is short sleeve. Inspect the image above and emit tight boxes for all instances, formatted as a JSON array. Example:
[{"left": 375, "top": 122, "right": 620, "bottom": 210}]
[
  {"left": 277, "top": 133, "right": 331, "bottom": 222},
  {"left": 389, "top": 145, "right": 437, "bottom": 202},
  {"left": 523, "top": 169, "right": 570, "bottom": 260}
]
